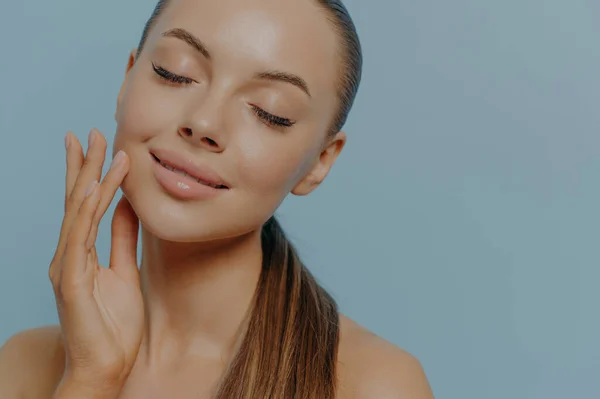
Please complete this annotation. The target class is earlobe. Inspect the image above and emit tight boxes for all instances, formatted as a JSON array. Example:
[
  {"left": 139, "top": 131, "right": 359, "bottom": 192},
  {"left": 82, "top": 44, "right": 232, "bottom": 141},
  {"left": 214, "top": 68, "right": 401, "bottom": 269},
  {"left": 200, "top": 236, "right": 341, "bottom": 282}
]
[
  {"left": 291, "top": 131, "right": 347, "bottom": 196},
  {"left": 115, "top": 48, "right": 138, "bottom": 121}
]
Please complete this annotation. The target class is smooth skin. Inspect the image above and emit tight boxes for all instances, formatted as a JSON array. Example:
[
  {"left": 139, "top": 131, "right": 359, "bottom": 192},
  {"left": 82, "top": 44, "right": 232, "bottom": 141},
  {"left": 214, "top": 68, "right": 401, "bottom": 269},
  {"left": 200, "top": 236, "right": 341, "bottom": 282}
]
[
  {"left": 0, "top": 0, "right": 434, "bottom": 397},
  {"left": 0, "top": 133, "right": 434, "bottom": 399}
]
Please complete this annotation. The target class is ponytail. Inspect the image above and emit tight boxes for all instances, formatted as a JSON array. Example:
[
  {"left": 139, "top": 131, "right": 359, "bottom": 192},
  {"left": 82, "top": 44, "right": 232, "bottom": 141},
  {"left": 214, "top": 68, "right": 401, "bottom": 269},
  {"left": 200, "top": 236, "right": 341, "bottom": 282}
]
[{"left": 214, "top": 216, "right": 340, "bottom": 398}]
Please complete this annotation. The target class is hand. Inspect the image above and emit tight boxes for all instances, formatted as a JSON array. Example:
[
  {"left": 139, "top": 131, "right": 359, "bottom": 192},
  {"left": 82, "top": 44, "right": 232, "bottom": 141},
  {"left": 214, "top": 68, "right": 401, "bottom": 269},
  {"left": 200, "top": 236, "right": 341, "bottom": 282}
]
[{"left": 49, "top": 129, "right": 144, "bottom": 395}]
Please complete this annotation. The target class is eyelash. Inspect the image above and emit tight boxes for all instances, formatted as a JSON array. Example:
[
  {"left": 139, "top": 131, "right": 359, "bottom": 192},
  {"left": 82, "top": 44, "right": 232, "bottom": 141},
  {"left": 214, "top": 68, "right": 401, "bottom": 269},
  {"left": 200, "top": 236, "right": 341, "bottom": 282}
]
[
  {"left": 152, "top": 62, "right": 195, "bottom": 85},
  {"left": 151, "top": 63, "right": 295, "bottom": 129},
  {"left": 251, "top": 105, "right": 295, "bottom": 128}
]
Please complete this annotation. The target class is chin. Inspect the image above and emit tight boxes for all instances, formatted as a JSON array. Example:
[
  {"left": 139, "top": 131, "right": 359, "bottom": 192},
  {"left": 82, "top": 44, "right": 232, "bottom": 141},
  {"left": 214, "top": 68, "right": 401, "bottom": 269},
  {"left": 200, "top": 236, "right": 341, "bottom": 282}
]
[
  {"left": 123, "top": 183, "right": 220, "bottom": 242},
  {"left": 121, "top": 178, "right": 264, "bottom": 244}
]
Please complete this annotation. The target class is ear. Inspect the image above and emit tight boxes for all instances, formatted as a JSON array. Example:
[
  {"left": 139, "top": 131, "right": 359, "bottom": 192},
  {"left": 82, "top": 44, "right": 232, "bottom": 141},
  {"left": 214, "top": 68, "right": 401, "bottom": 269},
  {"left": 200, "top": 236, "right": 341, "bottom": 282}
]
[
  {"left": 115, "top": 48, "right": 138, "bottom": 121},
  {"left": 292, "top": 131, "right": 347, "bottom": 196}
]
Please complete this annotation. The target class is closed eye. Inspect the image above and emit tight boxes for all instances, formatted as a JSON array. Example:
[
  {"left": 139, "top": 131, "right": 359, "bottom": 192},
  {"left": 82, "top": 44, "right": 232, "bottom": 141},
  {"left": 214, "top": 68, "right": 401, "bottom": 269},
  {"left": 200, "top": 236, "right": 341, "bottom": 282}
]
[
  {"left": 251, "top": 105, "right": 295, "bottom": 129},
  {"left": 150, "top": 63, "right": 294, "bottom": 129},
  {"left": 152, "top": 62, "right": 195, "bottom": 85}
]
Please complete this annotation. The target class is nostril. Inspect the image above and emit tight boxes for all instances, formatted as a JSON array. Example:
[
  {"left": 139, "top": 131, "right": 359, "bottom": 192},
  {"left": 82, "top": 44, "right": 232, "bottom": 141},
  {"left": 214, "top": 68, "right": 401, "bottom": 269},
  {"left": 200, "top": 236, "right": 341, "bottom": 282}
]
[
  {"left": 182, "top": 127, "right": 193, "bottom": 136},
  {"left": 202, "top": 137, "right": 217, "bottom": 147}
]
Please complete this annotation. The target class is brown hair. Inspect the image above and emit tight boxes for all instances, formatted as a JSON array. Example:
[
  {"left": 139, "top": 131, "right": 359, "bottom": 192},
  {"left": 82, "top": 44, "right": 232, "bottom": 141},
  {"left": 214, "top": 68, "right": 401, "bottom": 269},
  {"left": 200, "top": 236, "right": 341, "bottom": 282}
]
[{"left": 136, "top": 1, "right": 362, "bottom": 397}]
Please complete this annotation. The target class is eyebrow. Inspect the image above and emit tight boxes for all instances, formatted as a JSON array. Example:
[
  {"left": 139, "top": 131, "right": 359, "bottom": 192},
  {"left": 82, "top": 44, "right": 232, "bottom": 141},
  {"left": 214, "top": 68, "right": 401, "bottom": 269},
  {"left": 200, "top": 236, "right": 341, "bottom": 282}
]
[
  {"left": 255, "top": 71, "right": 311, "bottom": 98},
  {"left": 161, "top": 28, "right": 312, "bottom": 98},
  {"left": 162, "top": 28, "right": 211, "bottom": 59}
]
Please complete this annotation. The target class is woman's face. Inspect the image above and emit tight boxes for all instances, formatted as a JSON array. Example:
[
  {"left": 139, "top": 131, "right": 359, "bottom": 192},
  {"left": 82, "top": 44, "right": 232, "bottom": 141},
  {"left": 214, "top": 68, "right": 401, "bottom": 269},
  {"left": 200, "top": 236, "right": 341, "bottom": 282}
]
[{"left": 113, "top": 0, "right": 345, "bottom": 242}]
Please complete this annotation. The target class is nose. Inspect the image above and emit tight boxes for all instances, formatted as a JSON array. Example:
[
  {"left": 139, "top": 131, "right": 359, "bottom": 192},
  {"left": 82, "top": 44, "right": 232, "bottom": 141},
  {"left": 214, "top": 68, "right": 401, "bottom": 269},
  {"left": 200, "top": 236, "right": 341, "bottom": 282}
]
[{"left": 178, "top": 95, "right": 228, "bottom": 153}]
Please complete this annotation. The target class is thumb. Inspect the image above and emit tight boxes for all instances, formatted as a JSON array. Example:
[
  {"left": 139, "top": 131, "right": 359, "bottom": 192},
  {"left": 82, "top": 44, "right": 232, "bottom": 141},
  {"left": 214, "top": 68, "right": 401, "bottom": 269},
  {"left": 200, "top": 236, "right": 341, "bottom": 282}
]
[{"left": 110, "top": 195, "right": 140, "bottom": 281}]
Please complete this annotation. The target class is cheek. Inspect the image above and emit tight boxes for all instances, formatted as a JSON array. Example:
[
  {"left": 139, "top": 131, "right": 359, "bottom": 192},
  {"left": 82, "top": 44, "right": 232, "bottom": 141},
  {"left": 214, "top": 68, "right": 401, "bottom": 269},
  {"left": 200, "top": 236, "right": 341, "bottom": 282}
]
[
  {"left": 115, "top": 73, "right": 179, "bottom": 146},
  {"left": 236, "top": 133, "right": 316, "bottom": 198}
]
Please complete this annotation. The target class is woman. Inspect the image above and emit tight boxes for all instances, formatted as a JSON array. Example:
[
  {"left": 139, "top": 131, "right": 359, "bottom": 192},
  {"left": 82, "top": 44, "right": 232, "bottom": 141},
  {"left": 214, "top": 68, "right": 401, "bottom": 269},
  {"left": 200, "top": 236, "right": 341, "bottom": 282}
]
[{"left": 0, "top": 0, "right": 434, "bottom": 397}]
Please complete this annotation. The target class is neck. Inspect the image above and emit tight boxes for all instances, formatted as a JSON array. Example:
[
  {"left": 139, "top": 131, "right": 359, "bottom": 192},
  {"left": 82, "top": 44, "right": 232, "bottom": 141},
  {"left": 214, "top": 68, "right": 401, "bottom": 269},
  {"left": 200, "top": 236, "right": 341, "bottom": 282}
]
[{"left": 137, "top": 228, "right": 263, "bottom": 368}]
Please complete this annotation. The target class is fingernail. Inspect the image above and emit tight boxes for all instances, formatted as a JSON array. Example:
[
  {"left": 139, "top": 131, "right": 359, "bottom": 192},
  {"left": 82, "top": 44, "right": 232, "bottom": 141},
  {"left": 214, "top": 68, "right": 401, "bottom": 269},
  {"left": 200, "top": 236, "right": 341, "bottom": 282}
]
[
  {"left": 85, "top": 180, "right": 98, "bottom": 197},
  {"left": 64, "top": 132, "right": 71, "bottom": 149},
  {"left": 88, "top": 129, "right": 96, "bottom": 147},
  {"left": 110, "top": 151, "right": 125, "bottom": 170}
]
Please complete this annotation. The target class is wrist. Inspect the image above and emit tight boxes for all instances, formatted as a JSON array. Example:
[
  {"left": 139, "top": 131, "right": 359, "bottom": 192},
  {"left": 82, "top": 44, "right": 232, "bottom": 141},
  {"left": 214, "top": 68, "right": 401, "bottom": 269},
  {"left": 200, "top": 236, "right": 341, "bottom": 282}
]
[{"left": 53, "top": 377, "right": 122, "bottom": 399}]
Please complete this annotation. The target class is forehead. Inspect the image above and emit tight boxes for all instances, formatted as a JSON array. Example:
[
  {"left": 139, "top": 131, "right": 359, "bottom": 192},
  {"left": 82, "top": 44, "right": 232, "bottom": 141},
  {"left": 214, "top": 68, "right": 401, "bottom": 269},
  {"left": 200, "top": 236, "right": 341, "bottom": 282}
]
[{"left": 148, "top": 0, "right": 341, "bottom": 100}]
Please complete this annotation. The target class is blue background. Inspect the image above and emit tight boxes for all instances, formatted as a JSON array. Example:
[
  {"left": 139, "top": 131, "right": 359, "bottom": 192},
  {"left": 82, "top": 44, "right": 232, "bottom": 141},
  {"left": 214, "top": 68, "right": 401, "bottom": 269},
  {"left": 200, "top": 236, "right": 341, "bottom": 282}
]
[{"left": 1, "top": 1, "right": 598, "bottom": 397}]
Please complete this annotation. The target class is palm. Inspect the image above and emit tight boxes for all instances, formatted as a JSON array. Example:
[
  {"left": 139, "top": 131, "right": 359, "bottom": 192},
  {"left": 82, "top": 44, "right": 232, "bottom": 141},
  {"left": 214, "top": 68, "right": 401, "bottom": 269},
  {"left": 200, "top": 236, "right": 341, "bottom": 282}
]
[
  {"left": 54, "top": 194, "right": 145, "bottom": 380},
  {"left": 92, "top": 254, "right": 144, "bottom": 366}
]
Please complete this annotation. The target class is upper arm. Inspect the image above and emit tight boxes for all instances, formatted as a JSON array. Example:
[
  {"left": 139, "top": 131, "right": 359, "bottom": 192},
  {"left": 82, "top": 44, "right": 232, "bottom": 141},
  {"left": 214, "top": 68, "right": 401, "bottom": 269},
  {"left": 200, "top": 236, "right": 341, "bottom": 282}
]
[
  {"left": 338, "top": 323, "right": 434, "bottom": 399},
  {"left": 0, "top": 332, "right": 23, "bottom": 397},
  {"left": 361, "top": 347, "right": 434, "bottom": 399},
  {"left": 0, "top": 326, "right": 66, "bottom": 398}
]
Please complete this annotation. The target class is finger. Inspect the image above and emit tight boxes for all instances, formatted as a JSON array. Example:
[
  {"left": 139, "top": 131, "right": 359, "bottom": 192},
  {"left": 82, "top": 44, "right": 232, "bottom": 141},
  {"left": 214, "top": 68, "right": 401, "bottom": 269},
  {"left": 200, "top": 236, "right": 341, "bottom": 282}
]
[
  {"left": 66, "top": 129, "right": 107, "bottom": 214},
  {"left": 86, "top": 151, "right": 130, "bottom": 248},
  {"left": 56, "top": 129, "right": 107, "bottom": 259},
  {"left": 61, "top": 180, "right": 101, "bottom": 288},
  {"left": 52, "top": 132, "right": 83, "bottom": 272},
  {"left": 64, "top": 132, "right": 84, "bottom": 212},
  {"left": 109, "top": 195, "right": 140, "bottom": 282}
]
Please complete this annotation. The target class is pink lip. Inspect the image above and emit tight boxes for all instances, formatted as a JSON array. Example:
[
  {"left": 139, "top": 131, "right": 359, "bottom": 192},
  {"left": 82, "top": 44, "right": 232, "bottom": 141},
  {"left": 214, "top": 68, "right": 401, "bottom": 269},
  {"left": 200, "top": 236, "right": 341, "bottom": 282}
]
[{"left": 149, "top": 148, "right": 229, "bottom": 188}]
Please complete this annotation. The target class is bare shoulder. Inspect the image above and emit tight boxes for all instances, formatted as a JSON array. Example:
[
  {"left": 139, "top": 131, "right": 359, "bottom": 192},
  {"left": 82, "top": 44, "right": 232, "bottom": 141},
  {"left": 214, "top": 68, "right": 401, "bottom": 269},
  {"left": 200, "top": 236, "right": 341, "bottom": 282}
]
[
  {"left": 0, "top": 324, "right": 65, "bottom": 398},
  {"left": 337, "top": 315, "right": 434, "bottom": 399}
]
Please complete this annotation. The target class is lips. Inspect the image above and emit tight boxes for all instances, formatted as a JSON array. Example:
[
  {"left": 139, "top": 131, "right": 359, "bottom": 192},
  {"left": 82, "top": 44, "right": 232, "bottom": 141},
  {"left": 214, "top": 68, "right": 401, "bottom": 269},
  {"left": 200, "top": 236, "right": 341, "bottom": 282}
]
[{"left": 150, "top": 149, "right": 229, "bottom": 189}]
